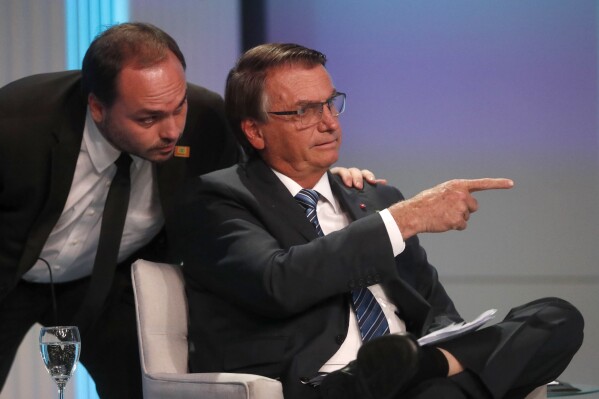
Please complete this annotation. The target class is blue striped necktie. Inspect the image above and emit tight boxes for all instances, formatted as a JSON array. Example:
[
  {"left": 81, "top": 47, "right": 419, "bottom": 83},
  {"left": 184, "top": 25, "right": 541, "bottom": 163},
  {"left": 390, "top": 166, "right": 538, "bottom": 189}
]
[{"left": 294, "top": 188, "right": 389, "bottom": 342}]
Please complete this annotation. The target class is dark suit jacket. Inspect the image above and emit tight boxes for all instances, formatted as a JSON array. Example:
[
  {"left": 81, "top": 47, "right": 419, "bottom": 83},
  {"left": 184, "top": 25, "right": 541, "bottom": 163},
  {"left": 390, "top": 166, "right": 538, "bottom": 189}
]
[
  {"left": 0, "top": 70, "right": 238, "bottom": 302},
  {"left": 178, "top": 157, "right": 462, "bottom": 399}
]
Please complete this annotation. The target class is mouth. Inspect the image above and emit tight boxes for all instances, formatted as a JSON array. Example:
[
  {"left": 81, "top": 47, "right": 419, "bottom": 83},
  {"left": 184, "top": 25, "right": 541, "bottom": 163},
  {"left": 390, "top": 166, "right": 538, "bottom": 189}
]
[
  {"left": 155, "top": 143, "right": 176, "bottom": 155},
  {"left": 314, "top": 138, "right": 338, "bottom": 148}
]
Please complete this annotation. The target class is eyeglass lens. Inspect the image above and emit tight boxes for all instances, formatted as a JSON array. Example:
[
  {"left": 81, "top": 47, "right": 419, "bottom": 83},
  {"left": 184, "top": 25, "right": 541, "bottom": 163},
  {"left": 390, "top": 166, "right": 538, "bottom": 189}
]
[{"left": 300, "top": 94, "right": 345, "bottom": 125}]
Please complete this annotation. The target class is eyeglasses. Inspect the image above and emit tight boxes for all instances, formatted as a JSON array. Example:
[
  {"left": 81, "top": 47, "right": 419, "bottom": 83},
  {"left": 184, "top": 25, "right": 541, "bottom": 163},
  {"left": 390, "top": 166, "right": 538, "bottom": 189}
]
[{"left": 267, "top": 92, "right": 346, "bottom": 126}]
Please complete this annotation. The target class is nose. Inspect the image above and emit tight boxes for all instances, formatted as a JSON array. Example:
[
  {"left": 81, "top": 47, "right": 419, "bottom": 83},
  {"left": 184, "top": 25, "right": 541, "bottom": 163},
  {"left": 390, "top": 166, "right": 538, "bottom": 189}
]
[{"left": 318, "top": 104, "right": 340, "bottom": 132}]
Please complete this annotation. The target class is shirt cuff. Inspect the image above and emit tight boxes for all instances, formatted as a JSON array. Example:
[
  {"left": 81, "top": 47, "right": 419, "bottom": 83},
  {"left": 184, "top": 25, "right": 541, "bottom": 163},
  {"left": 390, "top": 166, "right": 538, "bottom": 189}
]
[{"left": 379, "top": 209, "right": 406, "bottom": 256}]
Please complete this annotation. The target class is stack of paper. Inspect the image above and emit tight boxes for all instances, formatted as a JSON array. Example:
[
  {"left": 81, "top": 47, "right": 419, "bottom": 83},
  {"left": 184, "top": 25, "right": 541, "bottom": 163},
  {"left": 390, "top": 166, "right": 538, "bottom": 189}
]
[{"left": 417, "top": 309, "right": 498, "bottom": 346}]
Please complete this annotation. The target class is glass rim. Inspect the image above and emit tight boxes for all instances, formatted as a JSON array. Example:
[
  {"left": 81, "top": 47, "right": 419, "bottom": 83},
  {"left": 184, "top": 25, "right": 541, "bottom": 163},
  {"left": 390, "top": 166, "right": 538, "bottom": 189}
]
[{"left": 40, "top": 326, "right": 80, "bottom": 330}]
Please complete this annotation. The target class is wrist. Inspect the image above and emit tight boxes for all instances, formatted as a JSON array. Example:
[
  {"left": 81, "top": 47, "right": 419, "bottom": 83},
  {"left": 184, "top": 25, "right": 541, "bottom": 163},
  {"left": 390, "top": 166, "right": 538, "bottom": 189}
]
[{"left": 389, "top": 201, "right": 420, "bottom": 240}]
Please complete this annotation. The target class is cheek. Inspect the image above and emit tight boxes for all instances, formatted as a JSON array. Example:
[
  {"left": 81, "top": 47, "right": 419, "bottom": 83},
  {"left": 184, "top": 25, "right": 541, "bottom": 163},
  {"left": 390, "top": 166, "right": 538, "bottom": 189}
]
[{"left": 114, "top": 121, "right": 153, "bottom": 149}]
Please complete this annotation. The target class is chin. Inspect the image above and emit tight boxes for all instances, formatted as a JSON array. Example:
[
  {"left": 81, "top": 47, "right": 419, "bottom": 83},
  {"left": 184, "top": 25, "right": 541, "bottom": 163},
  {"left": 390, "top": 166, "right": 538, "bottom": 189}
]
[
  {"left": 154, "top": 154, "right": 175, "bottom": 163},
  {"left": 325, "top": 153, "right": 339, "bottom": 166},
  {"left": 144, "top": 150, "right": 175, "bottom": 163}
]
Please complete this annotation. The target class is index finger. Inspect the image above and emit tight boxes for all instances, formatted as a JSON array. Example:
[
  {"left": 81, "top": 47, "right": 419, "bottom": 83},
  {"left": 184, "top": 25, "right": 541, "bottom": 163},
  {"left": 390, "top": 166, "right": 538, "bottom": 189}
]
[{"left": 462, "top": 178, "right": 514, "bottom": 192}]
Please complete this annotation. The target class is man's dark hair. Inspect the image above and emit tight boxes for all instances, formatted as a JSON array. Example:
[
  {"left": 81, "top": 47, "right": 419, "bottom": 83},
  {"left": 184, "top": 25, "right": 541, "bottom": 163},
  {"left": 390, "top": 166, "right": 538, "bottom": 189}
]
[
  {"left": 81, "top": 22, "right": 186, "bottom": 107},
  {"left": 225, "top": 43, "right": 327, "bottom": 157}
]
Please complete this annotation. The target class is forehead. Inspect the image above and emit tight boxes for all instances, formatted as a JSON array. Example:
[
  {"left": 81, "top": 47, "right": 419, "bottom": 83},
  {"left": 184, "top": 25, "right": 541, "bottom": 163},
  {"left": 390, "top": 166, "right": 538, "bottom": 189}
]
[
  {"left": 264, "top": 64, "right": 334, "bottom": 105},
  {"left": 114, "top": 53, "right": 186, "bottom": 109}
]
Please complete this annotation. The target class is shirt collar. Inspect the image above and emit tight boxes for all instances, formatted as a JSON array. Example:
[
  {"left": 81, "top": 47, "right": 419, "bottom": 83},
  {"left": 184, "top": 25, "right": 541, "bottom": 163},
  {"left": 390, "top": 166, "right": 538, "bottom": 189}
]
[
  {"left": 83, "top": 108, "right": 144, "bottom": 173},
  {"left": 271, "top": 169, "right": 342, "bottom": 213}
]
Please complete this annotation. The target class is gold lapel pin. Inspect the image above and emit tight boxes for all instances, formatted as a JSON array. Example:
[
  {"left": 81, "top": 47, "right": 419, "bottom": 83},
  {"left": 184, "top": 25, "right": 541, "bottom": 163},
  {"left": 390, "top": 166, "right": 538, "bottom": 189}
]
[{"left": 174, "top": 146, "right": 190, "bottom": 158}]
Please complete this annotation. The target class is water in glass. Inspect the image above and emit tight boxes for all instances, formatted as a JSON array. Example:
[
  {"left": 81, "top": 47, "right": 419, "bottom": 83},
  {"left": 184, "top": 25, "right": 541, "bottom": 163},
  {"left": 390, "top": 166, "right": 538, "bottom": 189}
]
[{"left": 39, "top": 326, "right": 81, "bottom": 399}]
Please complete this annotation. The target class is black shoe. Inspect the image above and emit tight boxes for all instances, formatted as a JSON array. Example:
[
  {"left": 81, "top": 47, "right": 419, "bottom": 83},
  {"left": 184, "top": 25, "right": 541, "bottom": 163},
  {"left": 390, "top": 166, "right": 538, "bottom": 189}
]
[{"left": 320, "top": 333, "right": 420, "bottom": 399}]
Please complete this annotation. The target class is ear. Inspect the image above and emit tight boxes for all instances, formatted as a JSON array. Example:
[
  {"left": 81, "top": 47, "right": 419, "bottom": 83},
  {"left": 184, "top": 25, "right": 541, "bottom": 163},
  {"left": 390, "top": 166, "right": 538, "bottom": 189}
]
[
  {"left": 88, "top": 94, "right": 107, "bottom": 124},
  {"left": 241, "top": 119, "right": 265, "bottom": 150}
]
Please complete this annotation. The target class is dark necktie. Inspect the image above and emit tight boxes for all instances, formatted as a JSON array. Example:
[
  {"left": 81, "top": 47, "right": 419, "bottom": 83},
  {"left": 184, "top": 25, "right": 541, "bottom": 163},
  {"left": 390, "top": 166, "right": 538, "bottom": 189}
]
[
  {"left": 294, "top": 188, "right": 389, "bottom": 342},
  {"left": 73, "top": 153, "right": 132, "bottom": 330}
]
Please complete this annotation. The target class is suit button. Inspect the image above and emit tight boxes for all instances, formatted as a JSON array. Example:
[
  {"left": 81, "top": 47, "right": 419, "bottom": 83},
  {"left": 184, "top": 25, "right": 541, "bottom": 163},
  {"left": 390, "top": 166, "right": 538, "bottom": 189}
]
[
  {"left": 348, "top": 280, "right": 355, "bottom": 289},
  {"left": 299, "top": 377, "right": 310, "bottom": 384},
  {"left": 335, "top": 334, "right": 346, "bottom": 345}
]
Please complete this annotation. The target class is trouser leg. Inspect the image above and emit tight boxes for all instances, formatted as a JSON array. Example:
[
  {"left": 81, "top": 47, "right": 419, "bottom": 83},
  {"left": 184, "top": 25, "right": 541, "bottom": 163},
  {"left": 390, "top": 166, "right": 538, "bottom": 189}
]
[
  {"left": 402, "top": 377, "right": 469, "bottom": 399},
  {"left": 73, "top": 266, "right": 143, "bottom": 399},
  {"left": 502, "top": 298, "right": 584, "bottom": 399},
  {"left": 439, "top": 297, "right": 584, "bottom": 399}
]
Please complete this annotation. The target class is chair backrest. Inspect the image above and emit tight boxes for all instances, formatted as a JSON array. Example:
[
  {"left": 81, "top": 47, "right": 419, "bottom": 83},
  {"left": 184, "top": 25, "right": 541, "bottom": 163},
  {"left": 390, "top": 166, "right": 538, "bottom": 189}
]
[{"left": 131, "top": 259, "right": 189, "bottom": 374}]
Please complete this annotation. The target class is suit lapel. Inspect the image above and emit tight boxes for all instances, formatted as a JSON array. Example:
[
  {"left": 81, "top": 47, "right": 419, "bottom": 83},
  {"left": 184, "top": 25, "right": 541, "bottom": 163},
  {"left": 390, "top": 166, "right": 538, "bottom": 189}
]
[
  {"left": 156, "top": 154, "right": 186, "bottom": 221},
  {"left": 329, "top": 173, "right": 380, "bottom": 221},
  {"left": 17, "top": 94, "right": 86, "bottom": 277},
  {"left": 243, "top": 158, "right": 320, "bottom": 242}
]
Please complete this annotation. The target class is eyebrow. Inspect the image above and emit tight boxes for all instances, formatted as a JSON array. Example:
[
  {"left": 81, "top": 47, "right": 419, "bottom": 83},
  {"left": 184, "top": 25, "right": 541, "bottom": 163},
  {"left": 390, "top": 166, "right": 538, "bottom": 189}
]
[
  {"left": 296, "top": 90, "right": 338, "bottom": 107},
  {"left": 135, "top": 94, "right": 188, "bottom": 116}
]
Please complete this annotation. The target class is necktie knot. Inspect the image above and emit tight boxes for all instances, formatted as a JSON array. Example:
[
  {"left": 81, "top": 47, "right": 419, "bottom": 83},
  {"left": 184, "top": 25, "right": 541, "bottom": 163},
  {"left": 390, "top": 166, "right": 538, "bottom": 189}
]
[
  {"left": 115, "top": 153, "right": 132, "bottom": 171},
  {"left": 294, "top": 189, "right": 322, "bottom": 237},
  {"left": 294, "top": 188, "right": 319, "bottom": 211}
]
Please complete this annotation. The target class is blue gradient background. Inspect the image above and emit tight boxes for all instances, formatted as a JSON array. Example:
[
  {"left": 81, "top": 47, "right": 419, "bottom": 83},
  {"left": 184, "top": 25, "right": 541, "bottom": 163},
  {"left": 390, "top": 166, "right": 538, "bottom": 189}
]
[{"left": 268, "top": 1, "right": 596, "bottom": 175}]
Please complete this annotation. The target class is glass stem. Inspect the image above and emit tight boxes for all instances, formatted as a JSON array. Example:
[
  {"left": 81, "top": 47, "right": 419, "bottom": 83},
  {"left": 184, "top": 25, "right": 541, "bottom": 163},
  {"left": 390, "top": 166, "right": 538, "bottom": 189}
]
[{"left": 58, "top": 386, "right": 65, "bottom": 399}]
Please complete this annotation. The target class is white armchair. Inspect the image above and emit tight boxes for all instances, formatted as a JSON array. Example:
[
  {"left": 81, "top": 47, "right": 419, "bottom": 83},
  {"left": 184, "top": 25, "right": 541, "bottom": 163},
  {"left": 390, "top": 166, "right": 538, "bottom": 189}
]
[
  {"left": 528, "top": 386, "right": 547, "bottom": 399},
  {"left": 131, "top": 259, "right": 284, "bottom": 399}
]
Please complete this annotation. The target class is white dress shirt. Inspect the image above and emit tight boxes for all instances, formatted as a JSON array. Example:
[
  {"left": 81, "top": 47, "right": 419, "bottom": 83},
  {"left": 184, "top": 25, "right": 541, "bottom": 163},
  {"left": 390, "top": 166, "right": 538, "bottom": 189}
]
[
  {"left": 22, "top": 109, "right": 164, "bottom": 283},
  {"left": 272, "top": 170, "right": 407, "bottom": 372}
]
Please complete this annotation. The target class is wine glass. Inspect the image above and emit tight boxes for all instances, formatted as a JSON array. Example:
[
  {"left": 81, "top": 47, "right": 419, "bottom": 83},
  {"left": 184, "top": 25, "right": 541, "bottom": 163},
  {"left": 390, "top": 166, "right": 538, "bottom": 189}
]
[{"left": 39, "top": 326, "right": 81, "bottom": 399}]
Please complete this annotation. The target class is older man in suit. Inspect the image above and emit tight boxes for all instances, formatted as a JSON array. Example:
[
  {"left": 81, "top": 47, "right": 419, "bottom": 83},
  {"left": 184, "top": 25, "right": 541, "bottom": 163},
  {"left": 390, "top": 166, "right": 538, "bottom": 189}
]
[{"left": 178, "top": 43, "right": 584, "bottom": 399}]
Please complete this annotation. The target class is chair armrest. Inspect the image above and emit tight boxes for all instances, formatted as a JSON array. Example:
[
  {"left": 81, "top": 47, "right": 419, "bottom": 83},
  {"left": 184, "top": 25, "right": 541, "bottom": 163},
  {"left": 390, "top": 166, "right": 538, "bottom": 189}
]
[
  {"left": 525, "top": 385, "right": 547, "bottom": 399},
  {"left": 142, "top": 372, "right": 284, "bottom": 399}
]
